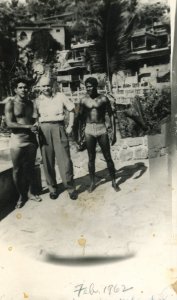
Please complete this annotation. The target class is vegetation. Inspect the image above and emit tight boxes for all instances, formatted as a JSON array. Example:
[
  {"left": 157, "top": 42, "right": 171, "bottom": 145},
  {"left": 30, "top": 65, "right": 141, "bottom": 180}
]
[
  {"left": 88, "top": 0, "right": 131, "bottom": 87},
  {"left": 0, "top": 0, "right": 171, "bottom": 138},
  {"left": 117, "top": 87, "right": 171, "bottom": 138},
  {"left": 27, "top": 29, "right": 62, "bottom": 63}
]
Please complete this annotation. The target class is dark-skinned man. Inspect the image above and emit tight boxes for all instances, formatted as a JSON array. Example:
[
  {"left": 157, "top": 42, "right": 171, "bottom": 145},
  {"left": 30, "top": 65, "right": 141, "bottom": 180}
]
[{"left": 78, "top": 77, "right": 120, "bottom": 193}]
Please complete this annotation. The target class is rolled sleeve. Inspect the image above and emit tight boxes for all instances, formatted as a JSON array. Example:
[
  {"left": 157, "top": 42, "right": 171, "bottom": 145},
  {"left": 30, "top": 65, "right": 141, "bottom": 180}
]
[{"left": 60, "top": 93, "right": 75, "bottom": 111}]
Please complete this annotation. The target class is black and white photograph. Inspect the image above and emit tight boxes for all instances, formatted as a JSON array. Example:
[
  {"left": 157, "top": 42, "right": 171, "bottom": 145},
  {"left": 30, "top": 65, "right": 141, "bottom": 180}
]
[{"left": 0, "top": 0, "right": 176, "bottom": 299}]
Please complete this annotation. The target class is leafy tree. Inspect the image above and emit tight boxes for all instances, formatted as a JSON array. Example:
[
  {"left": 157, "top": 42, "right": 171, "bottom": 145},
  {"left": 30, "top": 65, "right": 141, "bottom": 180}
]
[
  {"left": 0, "top": 32, "right": 19, "bottom": 97},
  {"left": 70, "top": 21, "right": 86, "bottom": 42},
  {"left": 25, "top": 0, "right": 72, "bottom": 20},
  {"left": 136, "top": 2, "right": 170, "bottom": 28},
  {"left": 27, "top": 29, "right": 62, "bottom": 63}
]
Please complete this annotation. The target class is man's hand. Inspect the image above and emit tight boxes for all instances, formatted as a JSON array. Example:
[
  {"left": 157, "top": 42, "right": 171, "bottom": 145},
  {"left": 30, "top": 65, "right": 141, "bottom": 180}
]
[
  {"left": 30, "top": 124, "right": 39, "bottom": 134},
  {"left": 66, "top": 125, "right": 73, "bottom": 135},
  {"left": 110, "top": 130, "right": 117, "bottom": 146}
]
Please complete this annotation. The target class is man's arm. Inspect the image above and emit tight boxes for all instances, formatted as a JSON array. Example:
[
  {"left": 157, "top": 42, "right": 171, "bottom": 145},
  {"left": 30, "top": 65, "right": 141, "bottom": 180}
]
[
  {"left": 61, "top": 93, "right": 75, "bottom": 134},
  {"left": 105, "top": 96, "right": 116, "bottom": 145},
  {"left": 30, "top": 100, "right": 40, "bottom": 133},
  {"left": 66, "top": 110, "right": 75, "bottom": 134},
  {"left": 5, "top": 100, "right": 31, "bottom": 129}
]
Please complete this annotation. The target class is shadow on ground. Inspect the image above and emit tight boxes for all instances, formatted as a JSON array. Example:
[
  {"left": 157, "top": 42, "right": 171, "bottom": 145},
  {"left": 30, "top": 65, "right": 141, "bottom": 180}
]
[
  {"left": 116, "top": 162, "right": 147, "bottom": 185},
  {"left": 0, "top": 202, "right": 16, "bottom": 221},
  {"left": 43, "top": 252, "right": 135, "bottom": 266},
  {"left": 0, "top": 162, "right": 147, "bottom": 220},
  {"left": 36, "top": 162, "right": 147, "bottom": 197},
  {"left": 75, "top": 162, "right": 147, "bottom": 195}
]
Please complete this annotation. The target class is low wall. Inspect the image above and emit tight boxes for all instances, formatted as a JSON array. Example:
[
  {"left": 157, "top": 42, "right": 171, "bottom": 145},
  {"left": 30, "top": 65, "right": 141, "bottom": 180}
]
[
  {"left": 0, "top": 168, "right": 18, "bottom": 219},
  {"left": 111, "top": 122, "right": 169, "bottom": 161},
  {"left": 0, "top": 123, "right": 169, "bottom": 164},
  {"left": 111, "top": 134, "right": 168, "bottom": 162}
]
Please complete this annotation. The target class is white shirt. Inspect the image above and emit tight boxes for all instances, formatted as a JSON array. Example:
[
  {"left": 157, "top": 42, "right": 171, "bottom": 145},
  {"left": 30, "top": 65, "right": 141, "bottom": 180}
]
[{"left": 35, "top": 92, "right": 75, "bottom": 122}]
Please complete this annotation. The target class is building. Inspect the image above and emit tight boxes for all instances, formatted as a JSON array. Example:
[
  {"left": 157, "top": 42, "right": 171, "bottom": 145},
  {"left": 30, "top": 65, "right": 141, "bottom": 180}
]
[
  {"left": 39, "top": 12, "right": 75, "bottom": 27},
  {"left": 125, "top": 22, "right": 170, "bottom": 85},
  {"left": 111, "top": 22, "right": 170, "bottom": 104},
  {"left": 56, "top": 66, "right": 86, "bottom": 93},
  {"left": 52, "top": 42, "right": 96, "bottom": 92},
  {"left": 16, "top": 24, "right": 66, "bottom": 49}
]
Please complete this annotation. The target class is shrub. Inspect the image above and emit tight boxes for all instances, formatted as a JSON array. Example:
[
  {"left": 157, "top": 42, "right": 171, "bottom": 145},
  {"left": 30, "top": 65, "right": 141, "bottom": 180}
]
[{"left": 116, "top": 87, "right": 171, "bottom": 137}]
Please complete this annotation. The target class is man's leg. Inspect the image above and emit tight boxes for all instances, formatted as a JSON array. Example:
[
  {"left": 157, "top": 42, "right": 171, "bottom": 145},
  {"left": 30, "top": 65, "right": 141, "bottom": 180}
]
[
  {"left": 53, "top": 125, "right": 77, "bottom": 199},
  {"left": 24, "top": 143, "right": 42, "bottom": 202},
  {"left": 10, "top": 147, "right": 28, "bottom": 208},
  {"left": 85, "top": 133, "right": 97, "bottom": 193},
  {"left": 97, "top": 133, "right": 120, "bottom": 192},
  {"left": 40, "top": 124, "right": 57, "bottom": 194}
]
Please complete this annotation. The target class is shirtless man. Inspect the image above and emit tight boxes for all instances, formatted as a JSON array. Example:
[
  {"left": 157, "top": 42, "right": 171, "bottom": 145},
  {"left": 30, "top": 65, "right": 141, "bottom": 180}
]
[
  {"left": 79, "top": 77, "right": 119, "bottom": 192},
  {"left": 5, "top": 78, "right": 42, "bottom": 208}
]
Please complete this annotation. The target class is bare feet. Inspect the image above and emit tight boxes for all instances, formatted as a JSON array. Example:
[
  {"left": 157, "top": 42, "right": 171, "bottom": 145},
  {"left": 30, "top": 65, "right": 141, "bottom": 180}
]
[
  {"left": 112, "top": 180, "right": 120, "bottom": 192},
  {"left": 88, "top": 181, "right": 96, "bottom": 193}
]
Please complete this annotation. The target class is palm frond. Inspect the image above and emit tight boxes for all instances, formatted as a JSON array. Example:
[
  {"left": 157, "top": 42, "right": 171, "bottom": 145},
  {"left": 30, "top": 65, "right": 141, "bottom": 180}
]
[{"left": 89, "top": 0, "right": 134, "bottom": 85}]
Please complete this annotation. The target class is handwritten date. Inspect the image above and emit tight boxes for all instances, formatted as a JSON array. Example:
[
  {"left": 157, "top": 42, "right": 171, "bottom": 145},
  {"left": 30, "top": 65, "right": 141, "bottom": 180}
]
[{"left": 73, "top": 283, "right": 133, "bottom": 297}]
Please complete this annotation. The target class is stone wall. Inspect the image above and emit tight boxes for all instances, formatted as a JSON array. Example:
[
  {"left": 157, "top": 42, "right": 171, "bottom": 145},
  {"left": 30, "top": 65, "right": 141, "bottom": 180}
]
[
  {"left": 0, "top": 123, "right": 169, "bottom": 165},
  {"left": 111, "top": 122, "right": 169, "bottom": 162},
  {"left": 0, "top": 134, "right": 169, "bottom": 164},
  {"left": 111, "top": 136, "right": 148, "bottom": 161}
]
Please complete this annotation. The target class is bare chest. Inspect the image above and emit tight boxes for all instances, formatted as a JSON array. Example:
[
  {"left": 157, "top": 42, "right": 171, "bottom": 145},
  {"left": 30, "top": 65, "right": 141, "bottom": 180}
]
[
  {"left": 13, "top": 101, "right": 33, "bottom": 118},
  {"left": 84, "top": 97, "right": 105, "bottom": 109}
]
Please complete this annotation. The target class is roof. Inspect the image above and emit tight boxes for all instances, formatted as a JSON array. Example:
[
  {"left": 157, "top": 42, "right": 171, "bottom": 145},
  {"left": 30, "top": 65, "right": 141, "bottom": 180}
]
[
  {"left": 16, "top": 24, "right": 65, "bottom": 30},
  {"left": 35, "top": 20, "right": 67, "bottom": 26},
  {"left": 71, "top": 42, "right": 95, "bottom": 49},
  {"left": 41, "top": 12, "right": 74, "bottom": 21},
  {"left": 16, "top": 26, "right": 51, "bottom": 30},
  {"left": 132, "top": 24, "right": 168, "bottom": 38},
  {"left": 127, "top": 47, "right": 170, "bottom": 61},
  {"left": 132, "top": 29, "right": 146, "bottom": 37},
  {"left": 57, "top": 66, "right": 85, "bottom": 73}
]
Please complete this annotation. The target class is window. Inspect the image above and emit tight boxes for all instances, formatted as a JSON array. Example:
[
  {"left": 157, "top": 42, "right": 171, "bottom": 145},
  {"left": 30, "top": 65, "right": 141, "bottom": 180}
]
[{"left": 19, "top": 31, "right": 27, "bottom": 41}]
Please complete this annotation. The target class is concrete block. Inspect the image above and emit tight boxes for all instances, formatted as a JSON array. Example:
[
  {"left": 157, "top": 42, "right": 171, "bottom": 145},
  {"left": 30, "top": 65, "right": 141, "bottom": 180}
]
[
  {"left": 148, "top": 148, "right": 160, "bottom": 158},
  {"left": 126, "top": 137, "right": 144, "bottom": 147},
  {"left": 141, "top": 148, "right": 149, "bottom": 159},
  {"left": 134, "top": 147, "right": 148, "bottom": 160},
  {"left": 147, "top": 134, "right": 166, "bottom": 149},
  {"left": 122, "top": 144, "right": 128, "bottom": 149},
  {"left": 143, "top": 136, "right": 148, "bottom": 147},
  {"left": 160, "top": 147, "right": 168, "bottom": 156},
  {"left": 119, "top": 149, "right": 133, "bottom": 161}
]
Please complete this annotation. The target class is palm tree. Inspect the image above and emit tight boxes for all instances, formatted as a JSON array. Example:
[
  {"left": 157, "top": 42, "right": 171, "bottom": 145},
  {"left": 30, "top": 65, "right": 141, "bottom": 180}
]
[{"left": 88, "top": 0, "right": 134, "bottom": 90}]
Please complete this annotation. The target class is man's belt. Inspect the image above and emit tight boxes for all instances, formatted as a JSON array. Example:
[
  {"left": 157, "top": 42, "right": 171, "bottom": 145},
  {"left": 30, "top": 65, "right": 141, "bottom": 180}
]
[
  {"left": 40, "top": 121, "right": 64, "bottom": 125},
  {"left": 86, "top": 122, "right": 105, "bottom": 124}
]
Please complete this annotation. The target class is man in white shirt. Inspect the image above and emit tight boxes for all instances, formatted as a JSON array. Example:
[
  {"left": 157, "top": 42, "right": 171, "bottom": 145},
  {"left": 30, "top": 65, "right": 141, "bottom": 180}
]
[{"left": 35, "top": 76, "right": 78, "bottom": 200}]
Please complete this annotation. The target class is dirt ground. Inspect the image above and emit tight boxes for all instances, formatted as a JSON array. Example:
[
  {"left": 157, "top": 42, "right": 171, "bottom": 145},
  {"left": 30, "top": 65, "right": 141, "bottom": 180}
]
[{"left": 0, "top": 153, "right": 176, "bottom": 300}]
